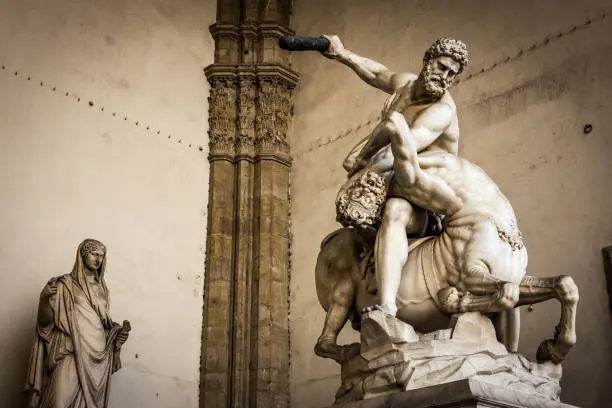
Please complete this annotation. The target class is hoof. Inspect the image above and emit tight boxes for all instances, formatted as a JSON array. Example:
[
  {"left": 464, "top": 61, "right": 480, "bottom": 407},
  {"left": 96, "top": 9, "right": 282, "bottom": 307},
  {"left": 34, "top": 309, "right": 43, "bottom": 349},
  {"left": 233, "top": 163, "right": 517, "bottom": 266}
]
[
  {"left": 315, "top": 339, "right": 360, "bottom": 364},
  {"left": 342, "top": 342, "right": 361, "bottom": 361}
]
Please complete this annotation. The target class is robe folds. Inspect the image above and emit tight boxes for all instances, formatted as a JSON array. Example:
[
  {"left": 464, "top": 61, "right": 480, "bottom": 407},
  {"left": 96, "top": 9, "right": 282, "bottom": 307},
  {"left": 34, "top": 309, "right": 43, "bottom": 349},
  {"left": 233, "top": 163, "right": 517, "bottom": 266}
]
[{"left": 25, "top": 244, "right": 124, "bottom": 408}]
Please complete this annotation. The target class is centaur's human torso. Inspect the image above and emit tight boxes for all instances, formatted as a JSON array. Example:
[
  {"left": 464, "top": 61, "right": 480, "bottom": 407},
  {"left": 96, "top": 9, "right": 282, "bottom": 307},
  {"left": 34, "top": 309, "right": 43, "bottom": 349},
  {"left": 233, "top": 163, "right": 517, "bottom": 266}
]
[{"left": 389, "top": 154, "right": 529, "bottom": 331}]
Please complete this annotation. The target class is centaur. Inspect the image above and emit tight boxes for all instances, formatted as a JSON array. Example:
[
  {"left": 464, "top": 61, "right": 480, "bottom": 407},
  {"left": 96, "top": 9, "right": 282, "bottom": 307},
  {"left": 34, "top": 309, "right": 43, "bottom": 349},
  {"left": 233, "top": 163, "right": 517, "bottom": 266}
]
[{"left": 314, "top": 111, "right": 579, "bottom": 366}]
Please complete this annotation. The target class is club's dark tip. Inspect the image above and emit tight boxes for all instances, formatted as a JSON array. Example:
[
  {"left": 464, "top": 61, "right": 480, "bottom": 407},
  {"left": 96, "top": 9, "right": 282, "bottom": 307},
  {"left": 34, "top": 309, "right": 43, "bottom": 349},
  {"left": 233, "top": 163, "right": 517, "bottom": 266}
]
[{"left": 278, "top": 35, "right": 330, "bottom": 52}]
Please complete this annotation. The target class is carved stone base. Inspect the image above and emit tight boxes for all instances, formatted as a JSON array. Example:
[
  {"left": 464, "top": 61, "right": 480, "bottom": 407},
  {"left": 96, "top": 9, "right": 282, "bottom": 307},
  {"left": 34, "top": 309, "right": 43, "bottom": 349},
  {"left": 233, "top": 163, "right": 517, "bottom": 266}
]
[
  {"left": 334, "top": 311, "right": 568, "bottom": 406},
  {"left": 329, "top": 378, "right": 579, "bottom": 408}
]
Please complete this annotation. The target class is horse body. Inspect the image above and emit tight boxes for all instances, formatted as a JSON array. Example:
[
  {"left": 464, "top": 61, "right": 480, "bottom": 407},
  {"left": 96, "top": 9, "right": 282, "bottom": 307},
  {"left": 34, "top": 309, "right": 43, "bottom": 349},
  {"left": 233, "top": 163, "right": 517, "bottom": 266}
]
[{"left": 314, "top": 154, "right": 577, "bottom": 365}]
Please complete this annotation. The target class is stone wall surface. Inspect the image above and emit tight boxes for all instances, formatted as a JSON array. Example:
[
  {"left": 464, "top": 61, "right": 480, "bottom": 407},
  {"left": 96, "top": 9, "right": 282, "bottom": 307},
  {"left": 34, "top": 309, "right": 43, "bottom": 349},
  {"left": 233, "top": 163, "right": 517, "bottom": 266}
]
[{"left": 0, "top": 1, "right": 215, "bottom": 407}]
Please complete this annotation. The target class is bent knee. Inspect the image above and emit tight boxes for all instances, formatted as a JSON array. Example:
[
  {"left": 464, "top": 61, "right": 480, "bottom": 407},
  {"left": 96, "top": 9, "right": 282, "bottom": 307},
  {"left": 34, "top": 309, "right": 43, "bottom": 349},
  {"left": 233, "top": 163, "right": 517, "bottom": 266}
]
[
  {"left": 555, "top": 275, "right": 579, "bottom": 304},
  {"left": 498, "top": 283, "right": 519, "bottom": 310},
  {"left": 330, "top": 280, "right": 356, "bottom": 306}
]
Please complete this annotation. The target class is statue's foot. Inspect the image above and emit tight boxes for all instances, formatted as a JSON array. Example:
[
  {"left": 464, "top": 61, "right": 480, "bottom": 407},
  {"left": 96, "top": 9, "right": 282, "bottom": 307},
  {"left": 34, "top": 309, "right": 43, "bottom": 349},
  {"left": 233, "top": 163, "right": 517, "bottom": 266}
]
[
  {"left": 362, "top": 304, "right": 397, "bottom": 316},
  {"left": 314, "top": 339, "right": 361, "bottom": 364}
]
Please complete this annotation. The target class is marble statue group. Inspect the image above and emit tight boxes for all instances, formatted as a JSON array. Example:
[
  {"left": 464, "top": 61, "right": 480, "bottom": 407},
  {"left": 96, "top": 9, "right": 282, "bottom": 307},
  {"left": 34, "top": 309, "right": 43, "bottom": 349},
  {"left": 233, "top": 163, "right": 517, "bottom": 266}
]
[{"left": 281, "top": 34, "right": 581, "bottom": 403}]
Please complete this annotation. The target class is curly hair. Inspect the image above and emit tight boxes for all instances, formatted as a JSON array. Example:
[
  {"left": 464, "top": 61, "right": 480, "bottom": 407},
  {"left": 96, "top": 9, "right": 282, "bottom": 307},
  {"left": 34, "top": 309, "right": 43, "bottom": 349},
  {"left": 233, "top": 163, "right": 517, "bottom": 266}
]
[
  {"left": 80, "top": 239, "right": 106, "bottom": 257},
  {"left": 336, "top": 170, "right": 388, "bottom": 229},
  {"left": 423, "top": 37, "right": 469, "bottom": 73}
]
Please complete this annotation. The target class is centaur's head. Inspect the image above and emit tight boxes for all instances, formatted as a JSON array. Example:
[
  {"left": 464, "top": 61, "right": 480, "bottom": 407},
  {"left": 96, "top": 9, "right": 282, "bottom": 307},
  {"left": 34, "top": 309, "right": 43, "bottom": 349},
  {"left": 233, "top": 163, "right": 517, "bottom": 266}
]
[{"left": 336, "top": 170, "right": 388, "bottom": 230}]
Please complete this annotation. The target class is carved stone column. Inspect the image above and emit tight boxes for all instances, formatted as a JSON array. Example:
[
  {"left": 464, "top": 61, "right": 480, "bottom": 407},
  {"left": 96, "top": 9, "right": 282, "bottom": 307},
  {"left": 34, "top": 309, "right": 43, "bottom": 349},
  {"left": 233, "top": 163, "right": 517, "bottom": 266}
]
[
  {"left": 201, "top": 69, "right": 238, "bottom": 408},
  {"left": 201, "top": 2, "right": 298, "bottom": 408}
]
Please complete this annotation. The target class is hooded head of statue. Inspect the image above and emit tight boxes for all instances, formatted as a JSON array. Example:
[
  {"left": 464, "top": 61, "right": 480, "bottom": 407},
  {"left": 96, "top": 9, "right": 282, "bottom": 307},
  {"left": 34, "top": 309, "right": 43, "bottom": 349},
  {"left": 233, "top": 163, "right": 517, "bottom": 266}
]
[{"left": 71, "top": 238, "right": 113, "bottom": 328}]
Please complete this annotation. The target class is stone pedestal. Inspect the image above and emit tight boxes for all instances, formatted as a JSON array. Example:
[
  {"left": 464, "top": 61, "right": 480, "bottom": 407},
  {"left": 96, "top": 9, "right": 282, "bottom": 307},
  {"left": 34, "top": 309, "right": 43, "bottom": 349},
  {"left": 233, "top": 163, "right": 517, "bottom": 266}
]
[
  {"left": 334, "top": 311, "right": 572, "bottom": 407},
  {"left": 329, "top": 378, "right": 579, "bottom": 408}
]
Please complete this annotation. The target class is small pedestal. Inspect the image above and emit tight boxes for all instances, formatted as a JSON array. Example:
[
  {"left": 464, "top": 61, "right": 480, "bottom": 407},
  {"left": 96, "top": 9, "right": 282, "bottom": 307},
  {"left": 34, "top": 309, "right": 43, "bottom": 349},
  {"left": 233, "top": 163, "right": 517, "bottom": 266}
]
[{"left": 329, "top": 378, "right": 579, "bottom": 408}]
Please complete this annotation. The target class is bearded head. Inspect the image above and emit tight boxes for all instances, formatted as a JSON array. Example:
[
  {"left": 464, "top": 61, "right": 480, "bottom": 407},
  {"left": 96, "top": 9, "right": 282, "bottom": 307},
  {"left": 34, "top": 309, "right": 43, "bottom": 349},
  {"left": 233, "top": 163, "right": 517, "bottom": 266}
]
[
  {"left": 420, "top": 37, "right": 469, "bottom": 98},
  {"left": 336, "top": 170, "right": 389, "bottom": 230}
]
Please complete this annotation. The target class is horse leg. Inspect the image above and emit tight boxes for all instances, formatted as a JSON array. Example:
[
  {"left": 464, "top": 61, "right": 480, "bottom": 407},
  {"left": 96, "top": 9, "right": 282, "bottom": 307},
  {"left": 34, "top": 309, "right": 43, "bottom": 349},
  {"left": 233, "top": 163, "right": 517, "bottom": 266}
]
[
  {"left": 314, "top": 278, "right": 361, "bottom": 363},
  {"left": 438, "top": 268, "right": 521, "bottom": 314},
  {"left": 516, "top": 275, "right": 579, "bottom": 363},
  {"left": 492, "top": 308, "right": 521, "bottom": 352}
]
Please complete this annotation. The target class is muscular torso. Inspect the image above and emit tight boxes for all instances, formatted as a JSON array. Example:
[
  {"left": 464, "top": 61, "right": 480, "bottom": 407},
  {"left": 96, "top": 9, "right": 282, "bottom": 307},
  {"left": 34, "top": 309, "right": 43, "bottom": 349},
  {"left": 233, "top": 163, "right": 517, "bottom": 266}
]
[
  {"left": 399, "top": 155, "right": 529, "bottom": 285},
  {"left": 366, "top": 80, "right": 460, "bottom": 176},
  {"left": 387, "top": 79, "right": 460, "bottom": 155}
]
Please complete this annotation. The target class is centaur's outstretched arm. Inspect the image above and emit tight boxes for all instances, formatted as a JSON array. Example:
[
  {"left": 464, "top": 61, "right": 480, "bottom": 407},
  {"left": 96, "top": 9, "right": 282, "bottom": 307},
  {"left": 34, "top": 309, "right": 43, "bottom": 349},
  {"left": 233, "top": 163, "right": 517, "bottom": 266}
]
[{"left": 386, "top": 109, "right": 462, "bottom": 216}]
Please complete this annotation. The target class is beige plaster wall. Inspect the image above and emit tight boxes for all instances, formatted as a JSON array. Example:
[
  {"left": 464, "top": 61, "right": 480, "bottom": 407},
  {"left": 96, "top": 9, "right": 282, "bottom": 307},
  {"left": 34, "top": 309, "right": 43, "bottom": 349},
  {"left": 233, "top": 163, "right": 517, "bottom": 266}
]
[
  {"left": 0, "top": 0, "right": 215, "bottom": 407},
  {"left": 289, "top": 1, "right": 612, "bottom": 407}
]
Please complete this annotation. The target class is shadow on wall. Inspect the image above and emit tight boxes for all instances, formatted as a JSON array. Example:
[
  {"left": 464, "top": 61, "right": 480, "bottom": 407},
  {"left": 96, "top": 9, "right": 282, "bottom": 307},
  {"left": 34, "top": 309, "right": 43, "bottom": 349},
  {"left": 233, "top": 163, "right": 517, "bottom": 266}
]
[{"left": 1, "top": 309, "right": 38, "bottom": 408}]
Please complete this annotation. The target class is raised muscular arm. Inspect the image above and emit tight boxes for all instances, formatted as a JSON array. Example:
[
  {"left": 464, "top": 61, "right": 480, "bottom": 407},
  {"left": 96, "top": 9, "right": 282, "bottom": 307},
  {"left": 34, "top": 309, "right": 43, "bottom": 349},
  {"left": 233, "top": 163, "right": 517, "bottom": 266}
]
[
  {"left": 323, "top": 35, "right": 413, "bottom": 94},
  {"left": 345, "top": 101, "right": 456, "bottom": 176}
]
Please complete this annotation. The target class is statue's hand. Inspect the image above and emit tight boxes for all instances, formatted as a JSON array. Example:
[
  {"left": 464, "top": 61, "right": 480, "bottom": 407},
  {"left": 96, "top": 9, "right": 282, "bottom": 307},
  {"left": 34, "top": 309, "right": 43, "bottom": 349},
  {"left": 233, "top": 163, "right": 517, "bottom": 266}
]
[
  {"left": 347, "top": 158, "right": 368, "bottom": 178},
  {"left": 115, "top": 320, "right": 131, "bottom": 348},
  {"left": 322, "top": 35, "right": 345, "bottom": 60},
  {"left": 40, "top": 279, "right": 58, "bottom": 299}
]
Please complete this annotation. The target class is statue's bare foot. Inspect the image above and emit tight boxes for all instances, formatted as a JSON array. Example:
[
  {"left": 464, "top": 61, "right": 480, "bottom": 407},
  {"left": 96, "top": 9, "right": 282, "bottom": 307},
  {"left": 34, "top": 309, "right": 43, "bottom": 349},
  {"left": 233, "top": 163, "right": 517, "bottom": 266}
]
[
  {"left": 362, "top": 304, "right": 397, "bottom": 316},
  {"left": 314, "top": 339, "right": 361, "bottom": 364}
]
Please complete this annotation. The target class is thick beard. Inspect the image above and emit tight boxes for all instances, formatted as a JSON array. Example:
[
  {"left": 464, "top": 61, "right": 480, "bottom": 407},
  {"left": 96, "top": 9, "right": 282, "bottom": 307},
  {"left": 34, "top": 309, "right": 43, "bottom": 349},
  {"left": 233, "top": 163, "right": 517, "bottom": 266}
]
[{"left": 421, "top": 66, "right": 450, "bottom": 99}]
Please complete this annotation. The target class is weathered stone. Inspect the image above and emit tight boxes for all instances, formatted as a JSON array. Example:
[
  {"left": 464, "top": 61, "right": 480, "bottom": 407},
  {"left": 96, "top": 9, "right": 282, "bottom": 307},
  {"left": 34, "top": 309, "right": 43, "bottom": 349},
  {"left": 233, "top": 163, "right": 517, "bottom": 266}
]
[
  {"left": 329, "top": 378, "right": 578, "bottom": 408},
  {"left": 201, "top": 2, "right": 299, "bottom": 408},
  {"left": 359, "top": 310, "right": 418, "bottom": 356},
  {"left": 336, "top": 312, "right": 563, "bottom": 405}
]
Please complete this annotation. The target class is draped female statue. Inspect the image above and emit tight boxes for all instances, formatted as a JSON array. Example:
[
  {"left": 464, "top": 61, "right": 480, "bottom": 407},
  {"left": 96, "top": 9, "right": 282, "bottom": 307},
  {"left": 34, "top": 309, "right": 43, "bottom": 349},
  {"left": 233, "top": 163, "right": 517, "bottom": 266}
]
[{"left": 25, "top": 239, "right": 130, "bottom": 408}]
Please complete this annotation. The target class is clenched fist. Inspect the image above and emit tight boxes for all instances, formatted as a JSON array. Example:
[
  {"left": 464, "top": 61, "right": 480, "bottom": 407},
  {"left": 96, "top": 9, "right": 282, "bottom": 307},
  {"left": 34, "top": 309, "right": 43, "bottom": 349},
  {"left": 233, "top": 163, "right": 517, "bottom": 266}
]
[
  {"left": 115, "top": 320, "right": 131, "bottom": 349},
  {"left": 322, "top": 35, "right": 346, "bottom": 60}
]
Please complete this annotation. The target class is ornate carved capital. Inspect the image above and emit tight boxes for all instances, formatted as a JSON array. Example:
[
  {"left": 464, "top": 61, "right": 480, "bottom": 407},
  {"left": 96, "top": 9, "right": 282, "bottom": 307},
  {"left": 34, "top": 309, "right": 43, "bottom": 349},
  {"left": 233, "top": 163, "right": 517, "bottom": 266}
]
[
  {"left": 205, "top": 63, "right": 298, "bottom": 162},
  {"left": 254, "top": 65, "right": 298, "bottom": 161},
  {"left": 205, "top": 65, "right": 238, "bottom": 159},
  {"left": 255, "top": 79, "right": 292, "bottom": 160},
  {"left": 236, "top": 68, "right": 257, "bottom": 157}
]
